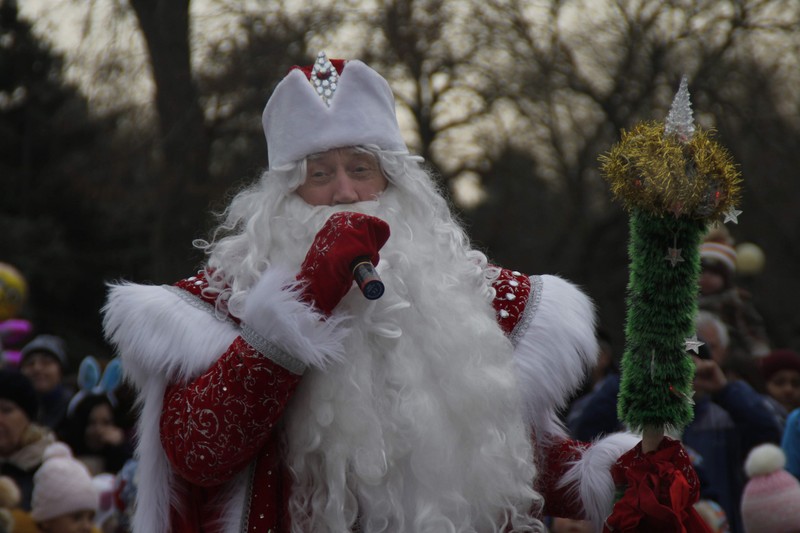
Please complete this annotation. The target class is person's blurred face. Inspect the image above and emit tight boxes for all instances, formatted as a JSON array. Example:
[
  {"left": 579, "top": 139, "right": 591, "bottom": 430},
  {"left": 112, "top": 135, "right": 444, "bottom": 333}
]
[
  {"left": 20, "top": 351, "right": 62, "bottom": 394},
  {"left": 0, "top": 398, "right": 30, "bottom": 456},
  {"left": 699, "top": 267, "right": 725, "bottom": 296},
  {"left": 38, "top": 509, "right": 95, "bottom": 533},
  {"left": 696, "top": 322, "right": 726, "bottom": 366},
  {"left": 296, "top": 148, "right": 388, "bottom": 206},
  {"left": 766, "top": 369, "right": 800, "bottom": 412},
  {"left": 85, "top": 403, "right": 114, "bottom": 451}
]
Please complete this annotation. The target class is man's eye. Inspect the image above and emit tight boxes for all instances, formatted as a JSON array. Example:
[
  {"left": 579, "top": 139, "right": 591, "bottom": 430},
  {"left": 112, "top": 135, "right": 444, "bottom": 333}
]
[
  {"left": 351, "top": 167, "right": 374, "bottom": 177},
  {"left": 309, "top": 171, "right": 331, "bottom": 181}
]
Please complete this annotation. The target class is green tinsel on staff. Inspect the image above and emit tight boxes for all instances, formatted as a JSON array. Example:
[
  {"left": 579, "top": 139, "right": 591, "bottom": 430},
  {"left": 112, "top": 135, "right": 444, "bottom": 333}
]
[
  {"left": 600, "top": 77, "right": 741, "bottom": 441},
  {"left": 620, "top": 212, "right": 705, "bottom": 431}
]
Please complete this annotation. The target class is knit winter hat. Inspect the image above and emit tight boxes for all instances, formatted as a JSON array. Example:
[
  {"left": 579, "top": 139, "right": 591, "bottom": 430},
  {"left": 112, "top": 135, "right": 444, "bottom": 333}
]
[
  {"left": 0, "top": 368, "right": 38, "bottom": 421},
  {"left": 740, "top": 443, "right": 800, "bottom": 533},
  {"left": 760, "top": 349, "right": 800, "bottom": 382},
  {"left": 20, "top": 334, "right": 68, "bottom": 369},
  {"left": 700, "top": 242, "right": 737, "bottom": 274},
  {"left": 262, "top": 51, "right": 408, "bottom": 169},
  {"left": 30, "top": 443, "right": 97, "bottom": 522}
]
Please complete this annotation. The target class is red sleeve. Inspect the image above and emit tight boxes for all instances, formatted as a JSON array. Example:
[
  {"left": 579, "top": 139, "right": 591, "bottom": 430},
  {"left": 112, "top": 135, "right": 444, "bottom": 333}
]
[
  {"left": 536, "top": 437, "right": 590, "bottom": 519},
  {"left": 160, "top": 335, "right": 303, "bottom": 487}
]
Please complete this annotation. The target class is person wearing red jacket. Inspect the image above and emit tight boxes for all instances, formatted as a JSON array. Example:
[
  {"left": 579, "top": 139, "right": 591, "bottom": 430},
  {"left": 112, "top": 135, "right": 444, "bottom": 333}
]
[{"left": 102, "top": 52, "right": 695, "bottom": 533}]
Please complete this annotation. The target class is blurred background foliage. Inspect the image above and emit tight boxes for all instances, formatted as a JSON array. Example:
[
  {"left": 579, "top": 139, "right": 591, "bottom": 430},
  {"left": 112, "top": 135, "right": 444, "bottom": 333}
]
[{"left": 1, "top": 0, "right": 798, "bottom": 366}]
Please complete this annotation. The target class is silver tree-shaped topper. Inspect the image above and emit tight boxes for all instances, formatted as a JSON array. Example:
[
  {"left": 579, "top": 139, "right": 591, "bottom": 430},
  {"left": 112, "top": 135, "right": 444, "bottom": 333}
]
[{"left": 664, "top": 76, "right": 695, "bottom": 143}]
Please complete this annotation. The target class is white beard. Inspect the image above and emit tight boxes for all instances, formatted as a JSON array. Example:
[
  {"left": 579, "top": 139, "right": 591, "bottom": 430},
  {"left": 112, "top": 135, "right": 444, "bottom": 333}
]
[{"left": 264, "top": 189, "right": 541, "bottom": 532}]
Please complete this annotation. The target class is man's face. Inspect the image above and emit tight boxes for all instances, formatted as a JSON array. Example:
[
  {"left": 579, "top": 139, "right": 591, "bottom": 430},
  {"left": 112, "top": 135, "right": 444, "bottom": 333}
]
[
  {"left": 296, "top": 148, "right": 388, "bottom": 206},
  {"left": 696, "top": 322, "right": 726, "bottom": 365},
  {"left": 20, "top": 351, "right": 62, "bottom": 394}
]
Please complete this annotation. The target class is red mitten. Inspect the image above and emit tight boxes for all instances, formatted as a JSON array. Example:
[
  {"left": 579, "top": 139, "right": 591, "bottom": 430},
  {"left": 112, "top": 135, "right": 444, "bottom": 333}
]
[
  {"left": 603, "top": 437, "right": 712, "bottom": 533},
  {"left": 298, "top": 212, "right": 390, "bottom": 315}
]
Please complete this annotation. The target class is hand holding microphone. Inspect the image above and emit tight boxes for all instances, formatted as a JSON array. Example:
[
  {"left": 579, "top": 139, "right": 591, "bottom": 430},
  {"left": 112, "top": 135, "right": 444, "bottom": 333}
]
[{"left": 297, "top": 212, "right": 390, "bottom": 315}]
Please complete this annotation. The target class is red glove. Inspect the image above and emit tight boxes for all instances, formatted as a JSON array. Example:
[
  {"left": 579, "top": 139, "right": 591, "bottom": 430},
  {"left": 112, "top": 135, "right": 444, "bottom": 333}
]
[
  {"left": 297, "top": 212, "right": 390, "bottom": 315},
  {"left": 603, "top": 437, "right": 712, "bottom": 533}
]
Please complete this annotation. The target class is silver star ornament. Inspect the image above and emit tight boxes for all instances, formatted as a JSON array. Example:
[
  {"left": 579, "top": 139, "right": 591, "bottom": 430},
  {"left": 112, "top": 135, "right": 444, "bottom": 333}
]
[
  {"left": 723, "top": 206, "right": 742, "bottom": 224},
  {"left": 664, "top": 247, "right": 685, "bottom": 267},
  {"left": 685, "top": 335, "right": 705, "bottom": 354}
]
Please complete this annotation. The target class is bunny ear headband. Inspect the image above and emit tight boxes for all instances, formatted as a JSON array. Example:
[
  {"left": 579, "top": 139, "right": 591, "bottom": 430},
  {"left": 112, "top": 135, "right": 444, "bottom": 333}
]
[{"left": 67, "top": 355, "right": 123, "bottom": 417}]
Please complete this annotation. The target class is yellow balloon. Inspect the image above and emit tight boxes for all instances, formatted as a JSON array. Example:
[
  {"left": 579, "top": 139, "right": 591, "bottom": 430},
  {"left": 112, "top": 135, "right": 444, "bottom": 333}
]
[
  {"left": 0, "top": 263, "right": 27, "bottom": 320},
  {"left": 736, "top": 243, "right": 766, "bottom": 275}
]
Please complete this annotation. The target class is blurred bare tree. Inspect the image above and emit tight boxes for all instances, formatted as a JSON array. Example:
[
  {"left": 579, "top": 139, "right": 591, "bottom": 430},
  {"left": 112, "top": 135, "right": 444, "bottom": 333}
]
[
  {"left": 126, "top": 0, "right": 210, "bottom": 281},
  {"left": 327, "top": 0, "right": 800, "bottom": 349},
  {"left": 0, "top": 0, "right": 153, "bottom": 359},
  {"left": 195, "top": 1, "right": 346, "bottom": 194},
  {"left": 469, "top": 0, "right": 800, "bottom": 350},
  {"left": 8, "top": 0, "right": 798, "bottom": 357}
]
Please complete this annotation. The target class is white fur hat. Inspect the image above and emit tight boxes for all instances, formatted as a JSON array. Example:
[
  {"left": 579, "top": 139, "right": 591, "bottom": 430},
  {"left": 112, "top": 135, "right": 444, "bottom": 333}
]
[
  {"left": 30, "top": 443, "right": 97, "bottom": 522},
  {"left": 262, "top": 52, "right": 408, "bottom": 169}
]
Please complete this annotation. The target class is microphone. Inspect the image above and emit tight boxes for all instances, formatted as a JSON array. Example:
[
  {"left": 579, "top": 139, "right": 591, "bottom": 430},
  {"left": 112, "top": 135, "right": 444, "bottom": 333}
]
[{"left": 351, "top": 257, "right": 384, "bottom": 300}]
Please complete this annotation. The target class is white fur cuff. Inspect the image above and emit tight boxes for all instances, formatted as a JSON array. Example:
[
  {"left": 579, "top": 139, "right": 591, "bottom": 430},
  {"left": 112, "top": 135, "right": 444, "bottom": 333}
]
[
  {"left": 558, "top": 432, "right": 640, "bottom": 530},
  {"left": 242, "top": 266, "right": 350, "bottom": 369}
]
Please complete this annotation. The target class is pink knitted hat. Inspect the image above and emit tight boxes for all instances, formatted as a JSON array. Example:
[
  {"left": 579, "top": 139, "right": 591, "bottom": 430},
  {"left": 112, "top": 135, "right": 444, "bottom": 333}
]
[
  {"left": 30, "top": 443, "right": 97, "bottom": 522},
  {"left": 740, "top": 443, "right": 800, "bottom": 533}
]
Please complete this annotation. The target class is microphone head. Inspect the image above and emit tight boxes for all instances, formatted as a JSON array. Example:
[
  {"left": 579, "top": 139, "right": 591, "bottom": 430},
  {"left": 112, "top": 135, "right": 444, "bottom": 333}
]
[
  {"left": 352, "top": 260, "right": 384, "bottom": 300},
  {"left": 361, "top": 279, "right": 385, "bottom": 300}
]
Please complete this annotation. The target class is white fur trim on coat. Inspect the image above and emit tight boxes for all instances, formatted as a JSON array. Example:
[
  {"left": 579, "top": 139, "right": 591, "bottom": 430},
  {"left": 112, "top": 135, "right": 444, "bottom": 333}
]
[
  {"left": 242, "top": 265, "right": 350, "bottom": 369},
  {"left": 101, "top": 267, "right": 350, "bottom": 533},
  {"left": 512, "top": 274, "right": 598, "bottom": 435},
  {"left": 558, "top": 432, "right": 640, "bottom": 531},
  {"left": 103, "top": 282, "right": 241, "bottom": 533},
  {"left": 509, "top": 275, "right": 641, "bottom": 530},
  {"left": 103, "top": 282, "right": 238, "bottom": 388}
]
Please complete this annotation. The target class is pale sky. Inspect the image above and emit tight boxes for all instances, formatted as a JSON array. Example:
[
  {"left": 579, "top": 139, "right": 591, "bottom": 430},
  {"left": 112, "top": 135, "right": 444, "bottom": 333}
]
[{"left": 15, "top": 1, "right": 366, "bottom": 108}]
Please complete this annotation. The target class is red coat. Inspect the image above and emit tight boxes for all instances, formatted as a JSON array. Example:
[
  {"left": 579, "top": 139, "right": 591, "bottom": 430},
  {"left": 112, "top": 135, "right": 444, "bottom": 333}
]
[
  {"left": 104, "top": 267, "right": 637, "bottom": 533},
  {"left": 156, "top": 269, "right": 592, "bottom": 532}
]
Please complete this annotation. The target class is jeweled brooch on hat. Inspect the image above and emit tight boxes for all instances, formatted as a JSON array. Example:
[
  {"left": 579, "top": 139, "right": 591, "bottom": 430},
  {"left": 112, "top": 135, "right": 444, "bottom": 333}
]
[{"left": 310, "top": 51, "right": 340, "bottom": 106}]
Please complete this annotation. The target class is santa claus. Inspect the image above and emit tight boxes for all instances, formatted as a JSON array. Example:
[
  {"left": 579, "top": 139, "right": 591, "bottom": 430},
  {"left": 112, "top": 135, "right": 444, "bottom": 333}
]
[{"left": 103, "top": 53, "right": 677, "bottom": 533}]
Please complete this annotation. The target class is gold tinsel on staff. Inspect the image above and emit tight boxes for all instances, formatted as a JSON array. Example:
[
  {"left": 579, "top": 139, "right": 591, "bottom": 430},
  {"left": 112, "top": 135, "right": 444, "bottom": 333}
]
[{"left": 601, "top": 122, "right": 741, "bottom": 219}]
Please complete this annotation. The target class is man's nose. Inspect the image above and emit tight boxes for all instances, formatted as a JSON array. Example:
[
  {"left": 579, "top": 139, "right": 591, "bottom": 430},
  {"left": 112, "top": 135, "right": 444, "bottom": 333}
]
[{"left": 332, "top": 168, "right": 358, "bottom": 204}]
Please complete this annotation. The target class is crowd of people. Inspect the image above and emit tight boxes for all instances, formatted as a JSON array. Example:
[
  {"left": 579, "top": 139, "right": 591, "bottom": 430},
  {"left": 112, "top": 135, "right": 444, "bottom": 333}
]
[
  {"left": 563, "top": 226, "right": 800, "bottom": 533},
  {"left": 2, "top": 53, "right": 800, "bottom": 533},
  {"left": 0, "top": 334, "right": 137, "bottom": 533}
]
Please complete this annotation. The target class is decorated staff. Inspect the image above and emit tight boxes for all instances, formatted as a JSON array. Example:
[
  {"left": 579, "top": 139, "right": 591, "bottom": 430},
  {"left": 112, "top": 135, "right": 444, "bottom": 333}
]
[{"left": 599, "top": 77, "right": 742, "bottom": 532}]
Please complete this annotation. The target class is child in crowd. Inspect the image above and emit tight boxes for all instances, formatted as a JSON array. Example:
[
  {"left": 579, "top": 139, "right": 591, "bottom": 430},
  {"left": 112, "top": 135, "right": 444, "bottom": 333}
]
[
  {"left": 740, "top": 443, "right": 800, "bottom": 533},
  {"left": 60, "top": 394, "right": 132, "bottom": 476},
  {"left": 697, "top": 231, "right": 770, "bottom": 357},
  {"left": 29, "top": 443, "right": 98, "bottom": 533},
  {"left": 760, "top": 349, "right": 800, "bottom": 416},
  {"left": 18, "top": 335, "right": 73, "bottom": 431}
]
